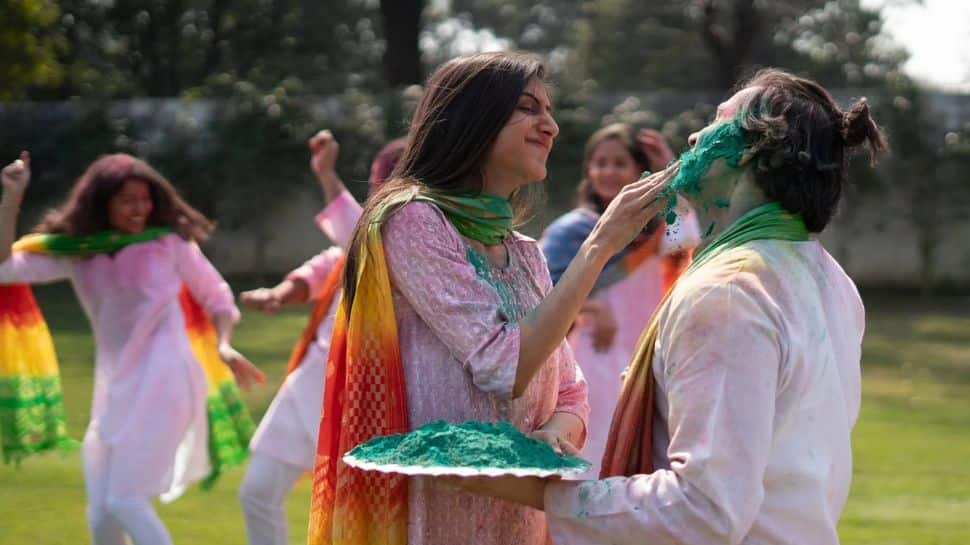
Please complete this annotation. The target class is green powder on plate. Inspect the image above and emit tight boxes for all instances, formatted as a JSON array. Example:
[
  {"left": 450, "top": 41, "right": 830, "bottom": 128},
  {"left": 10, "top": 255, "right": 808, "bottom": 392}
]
[{"left": 348, "top": 420, "right": 589, "bottom": 471}]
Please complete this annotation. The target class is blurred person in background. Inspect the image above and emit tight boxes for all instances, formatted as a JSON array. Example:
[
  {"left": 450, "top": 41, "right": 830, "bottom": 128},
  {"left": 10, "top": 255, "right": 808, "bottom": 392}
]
[
  {"left": 237, "top": 131, "right": 404, "bottom": 545},
  {"left": 0, "top": 152, "right": 263, "bottom": 545}
]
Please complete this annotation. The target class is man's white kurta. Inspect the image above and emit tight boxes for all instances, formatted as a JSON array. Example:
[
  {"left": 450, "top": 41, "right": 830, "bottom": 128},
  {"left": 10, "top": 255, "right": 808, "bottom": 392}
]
[{"left": 545, "top": 238, "right": 864, "bottom": 545}]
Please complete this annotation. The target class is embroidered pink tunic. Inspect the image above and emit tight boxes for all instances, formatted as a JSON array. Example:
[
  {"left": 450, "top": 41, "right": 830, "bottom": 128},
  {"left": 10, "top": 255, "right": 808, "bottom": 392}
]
[
  {"left": 380, "top": 201, "right": 589, "bottom": 545},
  {"left": 249, "top": 191, "right": 361, "bottom": 470},
  {"left": 0, "top": 235, "right": 239, "bottom": 500}
]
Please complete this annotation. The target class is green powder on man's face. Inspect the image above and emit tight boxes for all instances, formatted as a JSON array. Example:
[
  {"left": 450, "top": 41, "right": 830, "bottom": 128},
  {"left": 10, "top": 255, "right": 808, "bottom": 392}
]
[
  {"left": 658, "top": 118, "right": 746, "bottom": 224},
  {"left": 348, "top": 420, "right": 589, "bottom": 470}
]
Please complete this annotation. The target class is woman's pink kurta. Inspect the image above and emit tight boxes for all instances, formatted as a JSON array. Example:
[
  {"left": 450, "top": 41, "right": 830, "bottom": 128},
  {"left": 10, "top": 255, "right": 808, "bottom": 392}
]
[{"left": 380, "top": 201, "right": 589, "bottom": 545}]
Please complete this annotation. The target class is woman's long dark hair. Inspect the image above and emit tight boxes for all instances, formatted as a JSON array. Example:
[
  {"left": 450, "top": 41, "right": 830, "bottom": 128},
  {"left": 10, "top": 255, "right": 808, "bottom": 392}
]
[
  {"left": 34, "top": 153, "right": 214, "bottom": 240},
  {"left": 737, "top": 69, "right": 887, "bottom": 232},
  {"left": 342, "top": 51, "right": 547, "bottom": 309}
]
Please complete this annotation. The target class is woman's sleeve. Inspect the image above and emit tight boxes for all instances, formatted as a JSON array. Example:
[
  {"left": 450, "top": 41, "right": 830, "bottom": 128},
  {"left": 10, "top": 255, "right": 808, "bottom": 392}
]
[
  {"left": 382, "top": 202, "right": 522, "bottom": 399},
  {"left": 553, "top": 342, "right": 590, "bottom": 446},
  {"left": 173, "top": 237, "right": 240, "bottom": 322},
  {"left": 317, "top": 190, "right": 363, "bottom": 249},
  {"left": 0, "top": 252, "right": 72, "bottom": 285},
  {"left": 284, "top": 246, "right": 345, "bottom": 301}
]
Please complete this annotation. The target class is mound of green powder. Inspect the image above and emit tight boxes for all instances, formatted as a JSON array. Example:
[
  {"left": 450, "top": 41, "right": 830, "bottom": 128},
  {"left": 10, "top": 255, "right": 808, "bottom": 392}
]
[{"left": 347, "top": 420, "right": 589, "bottom": 471}]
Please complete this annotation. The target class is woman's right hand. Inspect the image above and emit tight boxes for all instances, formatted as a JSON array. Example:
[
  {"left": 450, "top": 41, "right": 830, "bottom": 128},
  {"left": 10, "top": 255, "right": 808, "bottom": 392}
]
[
  {"left": 239, "top": 279, "right": 308, "bottom": 313},
  {"left": 588, "top": 162, "right": 678, "bottom": 257},
  {"left": 308, "top": 129, "right": 340, "bottom": 181},
  {"left": 638, "top": 129, "right": 674, "bottom": 172},
  {"left": 1, "top": 151, "right": 31, "bottom": 200},
  {"left": 239, "top": 287, "right": 284, "bottom": 313}
]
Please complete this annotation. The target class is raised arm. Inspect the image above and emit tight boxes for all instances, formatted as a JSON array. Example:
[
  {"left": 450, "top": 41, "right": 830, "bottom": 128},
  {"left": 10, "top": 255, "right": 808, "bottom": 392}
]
[
  {"left": 1, "top": 152, "right": 30, "bottom": 264},
  {"left": 309, "top": 129, "right": 348, "bottom": 206},
  {"left": 240, "top": 130, "right": 363, "bottom": 313}
]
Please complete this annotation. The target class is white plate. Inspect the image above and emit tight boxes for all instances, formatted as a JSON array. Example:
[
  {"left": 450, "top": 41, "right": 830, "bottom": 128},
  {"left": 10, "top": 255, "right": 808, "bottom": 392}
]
[{"left": 343, "top": 453, "right": 590, "bottom": 478}]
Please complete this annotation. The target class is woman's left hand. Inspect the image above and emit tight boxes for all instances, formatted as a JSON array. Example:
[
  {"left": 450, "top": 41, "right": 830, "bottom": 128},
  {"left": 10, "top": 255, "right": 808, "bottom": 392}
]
[
  {"left": 529, "top": 428, "right": 581, "bottom": 457},
  {"left": 218, "top": 343, "right": 266, "bottom": 390},
  {"left": 638, "top": 129, "right": 675, "bottom": 172}
]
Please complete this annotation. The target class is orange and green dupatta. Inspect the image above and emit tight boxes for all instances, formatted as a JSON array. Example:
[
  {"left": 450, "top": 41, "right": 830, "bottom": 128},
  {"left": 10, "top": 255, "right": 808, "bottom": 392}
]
[
  {"left": 601, "top": 202, "right": 809, "bottom": 477},
  {"left": 307, "top": 189, "right": 513, "bottom": 545},
  {"left": 0, "top": 229, "right": 253, "bottom": 486}
]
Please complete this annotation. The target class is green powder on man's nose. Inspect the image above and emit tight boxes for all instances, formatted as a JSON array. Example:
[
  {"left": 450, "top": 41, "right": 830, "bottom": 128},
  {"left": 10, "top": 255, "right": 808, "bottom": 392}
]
[
  {"left": 658, "top": 118, "right": 747, "bottom": 224},
  {"left": 347, "top": 420, "right": 589, "bottom": 470}
]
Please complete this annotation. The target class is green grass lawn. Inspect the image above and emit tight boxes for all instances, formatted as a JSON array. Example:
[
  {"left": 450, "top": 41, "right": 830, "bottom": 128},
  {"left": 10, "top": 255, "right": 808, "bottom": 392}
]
[{"left": 2, "top": 283, "right": 969, "bottom": 544}]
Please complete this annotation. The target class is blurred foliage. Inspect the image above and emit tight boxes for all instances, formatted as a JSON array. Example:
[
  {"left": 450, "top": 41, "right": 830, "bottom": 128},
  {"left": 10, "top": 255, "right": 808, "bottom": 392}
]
[
  {"left": 447, "top": 0, "right": 908, "bottom": 91},
  {"left": 868, "top": 76, "right": 970, "bottom": 291},
  {"left": 30, "top": 0, "right": 384, "bottom": 99},
  {"left": 0, "top": 0, "right": 66, "bottom": 99},
  {"left": 3, "top": 0, "right": 969, "bottom": 287}
]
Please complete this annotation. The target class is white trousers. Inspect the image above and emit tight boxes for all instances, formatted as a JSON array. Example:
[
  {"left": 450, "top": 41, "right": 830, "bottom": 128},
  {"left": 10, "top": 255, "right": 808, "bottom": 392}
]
[
  {"left": 239, "top": 453, "right": 306, "bottom": 545},
  {"left": 84, "top": 438, "right": 173, "bottom": 545}
]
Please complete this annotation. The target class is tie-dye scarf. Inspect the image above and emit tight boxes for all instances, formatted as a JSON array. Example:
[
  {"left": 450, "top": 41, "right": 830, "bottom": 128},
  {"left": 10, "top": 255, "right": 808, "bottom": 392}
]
[
  {"left": 307, "top": 188, "right": 513, "bottom": 545},
  {"left": 601, "top": 201, "right": 809, "bottom": 477},
  {"left": 0, "top": 229, "right": 253, "bottom": 487}
]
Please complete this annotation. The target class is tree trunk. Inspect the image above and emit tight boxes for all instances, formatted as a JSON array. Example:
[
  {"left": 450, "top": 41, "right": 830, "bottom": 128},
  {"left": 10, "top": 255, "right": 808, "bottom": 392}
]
[
  {"left": 916, "top": 222, "right": 937, "bottom": 296},
  {"left": 202, "top": 0, "right": 228, "bottom": 80},
  {"left": 699, "top": 0, "right": 762, "bottom": 90},
  {"left": 380, "top": 0, "right": 424, "bottom": 87}
]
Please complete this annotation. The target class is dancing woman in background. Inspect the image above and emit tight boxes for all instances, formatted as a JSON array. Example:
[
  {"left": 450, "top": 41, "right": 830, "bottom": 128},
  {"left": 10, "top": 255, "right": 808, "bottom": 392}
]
[{"left": 0, "top": 152, "right": 264, "bottom": 545}]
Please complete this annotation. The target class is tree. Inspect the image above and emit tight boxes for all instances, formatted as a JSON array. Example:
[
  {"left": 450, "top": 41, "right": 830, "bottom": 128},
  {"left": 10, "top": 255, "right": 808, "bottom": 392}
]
[
  {"left": 34, "top": 0, "right": 384, "bottom": 99},
  {"left": 872, "top": 76, "right": 970, "bottom": 292},
  {"left": 380, "top": 0, "right": 425, "bottom": 86},
  {"left": 444, "top": 0, "right": 908, "bottom": 92},
  {"left": 0, "top": 0, "right": 65, "bottom": 99}
]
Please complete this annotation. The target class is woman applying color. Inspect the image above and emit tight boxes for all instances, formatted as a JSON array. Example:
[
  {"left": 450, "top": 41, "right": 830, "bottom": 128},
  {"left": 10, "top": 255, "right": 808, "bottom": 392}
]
[
  {"left": 0, "top": 153, "right": 264, "bottom": 545},
  {"left": 448, "top": 68, "right": 886, "bottom": 545},
  {"left": 307, "top": 51, "right": 678, "bottom": 545},
  {"left": 540, "top": 124, "right": 701, "bottom": 476}
]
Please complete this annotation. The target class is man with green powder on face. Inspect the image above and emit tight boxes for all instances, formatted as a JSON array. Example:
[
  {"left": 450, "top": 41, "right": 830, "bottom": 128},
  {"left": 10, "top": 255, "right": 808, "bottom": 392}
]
[{"left": 446, "top": 69, "right": 887, "bottom": 545}]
